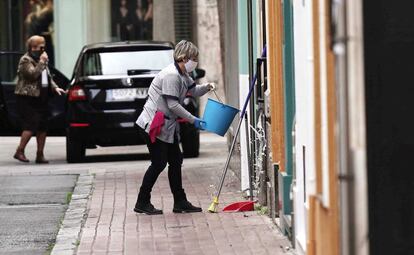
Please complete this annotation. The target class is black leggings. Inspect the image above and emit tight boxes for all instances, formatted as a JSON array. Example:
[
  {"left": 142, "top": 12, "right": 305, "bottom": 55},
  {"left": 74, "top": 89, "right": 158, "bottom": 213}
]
[{"left": 137, "top": 127, "right": 183, "bottom": 203}]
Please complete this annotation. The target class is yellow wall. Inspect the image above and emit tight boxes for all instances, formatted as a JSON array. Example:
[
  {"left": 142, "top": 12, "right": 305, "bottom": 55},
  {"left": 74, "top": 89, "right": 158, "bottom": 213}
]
[
  {"left": 266, "top": 0, "right": 286, "bottom": 171},
  {"left": 308, "top": 0, "right": 340, "bottom": 254}
]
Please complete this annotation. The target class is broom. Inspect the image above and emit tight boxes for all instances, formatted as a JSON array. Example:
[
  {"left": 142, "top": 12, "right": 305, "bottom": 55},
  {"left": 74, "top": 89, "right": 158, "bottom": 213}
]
[{"left": 208, "top": 46, "right": 267, "bottom": 213}]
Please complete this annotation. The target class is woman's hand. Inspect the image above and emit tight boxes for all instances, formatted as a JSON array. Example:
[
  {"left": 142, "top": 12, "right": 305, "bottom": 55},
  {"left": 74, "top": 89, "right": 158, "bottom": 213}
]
[
  {"left": 193, "top": 117, "right": 206, "bottom": 130},
  {"left": 54, "top": 87, "right": 67, "bottom": 96},
  {"left": 40, "top": 52, "right": 49, "bottom": 64},
  {"left": 205, "top": 82, "right": 216, "bottom": 91}
]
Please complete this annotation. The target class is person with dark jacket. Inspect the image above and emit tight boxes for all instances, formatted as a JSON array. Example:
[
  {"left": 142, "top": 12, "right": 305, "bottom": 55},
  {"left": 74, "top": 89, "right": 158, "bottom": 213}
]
[
  {"left": 134, "top": 40, "right": 214, "bottom": 215},
  {"left": 13, "top": 35, "right": 66, "bottom": 163}
]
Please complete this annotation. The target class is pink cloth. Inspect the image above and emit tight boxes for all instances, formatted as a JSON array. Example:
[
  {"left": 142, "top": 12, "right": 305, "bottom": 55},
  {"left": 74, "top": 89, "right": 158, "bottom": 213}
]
[{"left": 149, "top": 111, "right": 165, "bottom": 143}]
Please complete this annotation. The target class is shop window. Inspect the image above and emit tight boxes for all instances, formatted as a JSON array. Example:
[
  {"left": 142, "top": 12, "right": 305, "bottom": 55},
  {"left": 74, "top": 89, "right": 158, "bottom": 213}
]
[
  {"left": 1, "top": 0, "right": 56, "bottom": 79},
  {"left": 111, "top": 0, "right": 154, "bottom": 41}
]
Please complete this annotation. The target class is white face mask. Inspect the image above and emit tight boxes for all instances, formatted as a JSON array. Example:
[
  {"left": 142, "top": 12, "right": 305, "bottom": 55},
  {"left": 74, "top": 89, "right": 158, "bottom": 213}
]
[{"left": 184, "top": 59, "right": 198, "bottom": 73}]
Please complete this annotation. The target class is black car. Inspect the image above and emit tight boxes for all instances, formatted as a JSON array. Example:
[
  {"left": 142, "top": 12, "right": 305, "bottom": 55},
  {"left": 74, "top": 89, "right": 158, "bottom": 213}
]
[
  {"left": 66, "top": 41, "right": 202, "bottom": 163},
  {"left": 0, "top": 51, "right": 69, "bottom": 135}
]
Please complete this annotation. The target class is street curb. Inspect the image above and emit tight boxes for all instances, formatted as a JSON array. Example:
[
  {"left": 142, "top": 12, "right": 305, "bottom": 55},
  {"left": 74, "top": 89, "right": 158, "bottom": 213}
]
[{"left": 51, "top": 174, "right": 94, "bottom": 255}]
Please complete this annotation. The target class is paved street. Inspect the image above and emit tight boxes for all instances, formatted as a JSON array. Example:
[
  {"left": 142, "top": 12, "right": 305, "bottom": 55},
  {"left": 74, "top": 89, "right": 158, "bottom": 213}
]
[
  {"left": 0, "top": 175, "right": 77, "bottom": 254},
  {"left": 0, "top": 132, "right": 294, "bottom": 254}
]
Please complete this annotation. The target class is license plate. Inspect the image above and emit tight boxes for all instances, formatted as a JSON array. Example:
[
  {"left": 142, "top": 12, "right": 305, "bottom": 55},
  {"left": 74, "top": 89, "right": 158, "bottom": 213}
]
[{"left": 109, "top": 88, "right": 148, "bottom": 101}]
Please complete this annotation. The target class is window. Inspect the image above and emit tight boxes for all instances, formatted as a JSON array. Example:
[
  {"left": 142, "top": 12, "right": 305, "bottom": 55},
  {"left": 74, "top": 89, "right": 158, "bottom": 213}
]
[{"left": 80, "top": 49, "right": 173, "bottom": 77}]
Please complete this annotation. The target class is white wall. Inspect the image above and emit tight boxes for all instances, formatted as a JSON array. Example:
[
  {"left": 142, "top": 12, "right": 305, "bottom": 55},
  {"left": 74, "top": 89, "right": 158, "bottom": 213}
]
[
  {"left": 85, "top": 0, "right": 111, "bottom": 44},
  {"left": 54, "top": 0, "right": 110, "bottom": 78},
  {"left": 239, "top": 74, "right": 250, "bottom": 192},
  {"left": 196, "top": 0, "right": 225, "bottom": 115},
  {"left": 153, "top": 0, "right": 175, "bottom": 43},
  {"left": 318, "top": 0, "right": 330, "bottom": 208},
  {"left": 292, "top": 0, "right": 315, "bottom": 252}
]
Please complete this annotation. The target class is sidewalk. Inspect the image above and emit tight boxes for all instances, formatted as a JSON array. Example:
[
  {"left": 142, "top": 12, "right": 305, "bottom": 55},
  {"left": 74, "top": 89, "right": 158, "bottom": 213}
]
[{"left": 74, "top": 134, "right": 294, "bottom": 255}]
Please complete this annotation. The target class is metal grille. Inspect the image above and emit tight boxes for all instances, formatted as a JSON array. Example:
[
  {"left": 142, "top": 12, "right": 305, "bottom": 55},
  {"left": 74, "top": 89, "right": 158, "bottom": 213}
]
[{"left": 174, "top": 0, "right": 193, "bottom": 42}]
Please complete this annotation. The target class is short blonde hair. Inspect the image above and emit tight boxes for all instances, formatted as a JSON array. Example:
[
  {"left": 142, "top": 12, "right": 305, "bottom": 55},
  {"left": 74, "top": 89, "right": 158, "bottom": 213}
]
[
  {"left": 174, "top": 40, "right": 199, "bottom": 62},
  {"left": 26, "top": 35, "right": 45, "bottom": 51}
]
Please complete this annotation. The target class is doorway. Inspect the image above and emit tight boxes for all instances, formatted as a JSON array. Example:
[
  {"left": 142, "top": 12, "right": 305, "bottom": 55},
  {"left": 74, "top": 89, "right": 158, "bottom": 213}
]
[{"left": 363, "top": 1, "right": 414, "bottom": 254}]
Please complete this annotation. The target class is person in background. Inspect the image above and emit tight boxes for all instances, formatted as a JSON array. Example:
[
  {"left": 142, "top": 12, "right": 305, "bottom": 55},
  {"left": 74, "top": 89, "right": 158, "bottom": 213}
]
[
  {"left": 132, "top": 0, "right": 144, "bottom": 39},
  {"left": 116, "top": 0, "right": 133, "bottom": 40},
  {"left": 134, "top": 40, "right": 215, "bottom": 215},
  {"left": 13, "top": 35, "right": 66, "bottom": 163},
  {"left": 132, "top": 0, "right": 153, "bottom": 40},
  {"left": 142, "top": 0, "right": 153, "bottom": 39}
]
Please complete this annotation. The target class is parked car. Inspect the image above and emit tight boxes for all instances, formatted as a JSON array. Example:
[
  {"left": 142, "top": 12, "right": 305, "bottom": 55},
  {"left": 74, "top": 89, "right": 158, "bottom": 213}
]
[
  {"left": 66, "top": 41, "right": 203, "bottom": 163},
  {"left": 0, "top": 51, "right": 69, "bottom": 135}
]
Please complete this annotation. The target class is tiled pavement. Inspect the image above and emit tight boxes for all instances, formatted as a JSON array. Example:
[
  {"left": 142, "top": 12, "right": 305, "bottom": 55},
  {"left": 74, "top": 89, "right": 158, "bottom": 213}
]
[
  {"left": 76, "top": 166, "right": 294, "bottom": 255},
  {"left": 0, "top": 134, "right": 294, "bottom": 254}
]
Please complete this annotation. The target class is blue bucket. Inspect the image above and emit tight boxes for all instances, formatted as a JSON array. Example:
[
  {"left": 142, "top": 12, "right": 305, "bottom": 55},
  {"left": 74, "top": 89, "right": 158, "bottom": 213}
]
[{"left": 202, "top": 98, "right": 239, "bottom": 136}]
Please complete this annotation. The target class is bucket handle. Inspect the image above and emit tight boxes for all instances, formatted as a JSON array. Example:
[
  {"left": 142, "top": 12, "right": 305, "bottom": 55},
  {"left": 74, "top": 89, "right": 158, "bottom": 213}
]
[{"left": 212, "top": 86, "right": 224, "bottom": 104}]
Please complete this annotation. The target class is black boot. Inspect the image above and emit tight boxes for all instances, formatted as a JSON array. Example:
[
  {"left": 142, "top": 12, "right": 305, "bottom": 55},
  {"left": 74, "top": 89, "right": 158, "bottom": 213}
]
[
  {"left": 134, "top": 189, "right": 163, "bottom": 215},
  {"left": 173, "top": 189, "right": 202, "bottom": 213},
  {"left": 134, "top": 203, "right": 163, "bottom": 215}
]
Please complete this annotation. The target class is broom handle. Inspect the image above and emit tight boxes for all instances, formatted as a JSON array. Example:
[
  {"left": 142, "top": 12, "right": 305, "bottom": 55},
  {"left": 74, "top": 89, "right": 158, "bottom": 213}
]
[
  {"left": 215, "top": 46, "right": 267, "bottom": 199},
  {"left": 216, "top": 115, "right": 244, "bottom": 197}
]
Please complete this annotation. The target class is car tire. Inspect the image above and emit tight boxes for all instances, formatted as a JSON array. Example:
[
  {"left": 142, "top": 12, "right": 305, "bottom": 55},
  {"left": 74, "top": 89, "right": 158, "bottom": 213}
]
[
  {"left": 181, "top": 124, "right": 200, "bottom": 158},
  {"left": 66, "top": 130, "right": 85, "bottom": 163}
]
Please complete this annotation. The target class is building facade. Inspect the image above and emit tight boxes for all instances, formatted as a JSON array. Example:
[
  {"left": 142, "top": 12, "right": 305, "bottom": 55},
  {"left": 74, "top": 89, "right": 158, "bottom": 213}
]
[
  {"left": 1, "top": 0, "right": 223, "bottom": 90},
  {"left": 219, "top": 0, "right": 369, "bottom": 254}
]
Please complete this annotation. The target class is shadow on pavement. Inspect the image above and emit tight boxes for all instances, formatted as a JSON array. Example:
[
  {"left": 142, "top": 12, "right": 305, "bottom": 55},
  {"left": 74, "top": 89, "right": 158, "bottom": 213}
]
[{"left": 82, "top": 153, "right": 151, "bottom": 163}]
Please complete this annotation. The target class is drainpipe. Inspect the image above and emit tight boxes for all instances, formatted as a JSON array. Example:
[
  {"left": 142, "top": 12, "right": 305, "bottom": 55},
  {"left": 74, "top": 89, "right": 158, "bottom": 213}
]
[
  {"left": 246, "top": 0, "right": 256, "bottom": 193},
  {"left": 330, "top": 0, "right": 353, "bottom": 253},
  {"left": 345, "top": 0, "right": 369, "bottom": 253}
]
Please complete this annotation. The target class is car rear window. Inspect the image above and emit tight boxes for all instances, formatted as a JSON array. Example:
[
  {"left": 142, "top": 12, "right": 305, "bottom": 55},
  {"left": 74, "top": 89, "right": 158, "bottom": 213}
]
[{"left": 80, "top": 49, "right": 173, "bottom": 76}]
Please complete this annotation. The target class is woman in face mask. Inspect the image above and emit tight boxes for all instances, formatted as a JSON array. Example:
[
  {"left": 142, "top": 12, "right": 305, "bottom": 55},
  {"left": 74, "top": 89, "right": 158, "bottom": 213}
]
[
  {"left": 134, "top": 40, "right": 215, "bottom": 214},
  {"left": 13, "top": 35, "right": 66, "bottom": 163}
]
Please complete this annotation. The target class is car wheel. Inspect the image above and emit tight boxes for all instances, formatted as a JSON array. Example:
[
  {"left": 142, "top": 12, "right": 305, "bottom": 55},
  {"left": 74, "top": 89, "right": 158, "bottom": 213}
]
[
  {"left": 66, "top": 129, "right": 85, "bottom": 163},
  {"left": 181, "top": 124, "right": 200, "bottom": 158}
]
